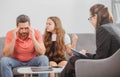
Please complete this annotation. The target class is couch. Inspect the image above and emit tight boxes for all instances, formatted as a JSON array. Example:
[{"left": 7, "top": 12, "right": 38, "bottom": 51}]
[{"left": 0, "top": 33, "right": 96, "bottom": 77}]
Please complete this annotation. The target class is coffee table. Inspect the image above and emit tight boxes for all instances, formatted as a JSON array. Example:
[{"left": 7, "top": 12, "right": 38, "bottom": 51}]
[{"left": 17, "top": 66, "right": 64, "bottom": 77}]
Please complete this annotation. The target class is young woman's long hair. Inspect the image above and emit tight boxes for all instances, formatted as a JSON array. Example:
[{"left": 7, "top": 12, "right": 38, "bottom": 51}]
[
  {"left": 44, "top": 16, "right": 66, "bottom": 61},
  {"left": 90, "top": 4, "right": 114, "bottom": 28}
]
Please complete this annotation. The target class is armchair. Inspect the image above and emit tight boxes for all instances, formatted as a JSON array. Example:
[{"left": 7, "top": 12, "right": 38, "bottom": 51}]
[{"left": 75, "top": 48, "right": 120, "bottom": 77}]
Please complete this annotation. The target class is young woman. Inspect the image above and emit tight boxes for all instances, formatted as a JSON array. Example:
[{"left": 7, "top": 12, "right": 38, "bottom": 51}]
[
  {"left": 60, "top": 3, "right": 120, "bottom": 77},
  {"left": 43, "top": 16, "right": 78, "bottom": 77}
]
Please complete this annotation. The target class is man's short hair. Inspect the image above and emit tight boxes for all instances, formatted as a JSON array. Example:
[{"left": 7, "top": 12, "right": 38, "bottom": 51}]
[{"left": 16, "top": 14, "right": 30, "bottom": 26}]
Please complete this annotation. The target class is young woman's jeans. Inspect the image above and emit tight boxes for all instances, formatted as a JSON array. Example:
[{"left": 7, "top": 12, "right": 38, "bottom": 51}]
[{"left": 0, "top": 55, "right": 49, "bottom": 77}]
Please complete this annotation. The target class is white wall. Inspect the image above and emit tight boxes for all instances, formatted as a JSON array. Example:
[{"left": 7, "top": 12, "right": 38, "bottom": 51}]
[{"left": 0, "top": 0, "right": 111, "bottom": 37}]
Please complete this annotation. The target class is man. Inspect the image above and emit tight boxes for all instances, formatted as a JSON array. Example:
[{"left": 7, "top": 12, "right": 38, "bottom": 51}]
[{"left": 1, "top": 14, "right": 49, "bottom": 77}]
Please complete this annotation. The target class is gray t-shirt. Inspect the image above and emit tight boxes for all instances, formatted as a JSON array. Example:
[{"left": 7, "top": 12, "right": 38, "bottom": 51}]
[{"left": 64, "top": 34, "right": 71, "bottom": 45}]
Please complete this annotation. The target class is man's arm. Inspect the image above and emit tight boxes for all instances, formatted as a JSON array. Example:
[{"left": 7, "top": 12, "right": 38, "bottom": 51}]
[
  {"left": 3, "top": 29, "right": 18, "bottom": 56},
  {"left": 30, "top": 28, "right": 46, "bottom": 55},
  {"left": 32, "top": 39, "right": 46, "bottom": 55},
  {"left": 3, "top": 39, "right": 15, "bottom": 56}
]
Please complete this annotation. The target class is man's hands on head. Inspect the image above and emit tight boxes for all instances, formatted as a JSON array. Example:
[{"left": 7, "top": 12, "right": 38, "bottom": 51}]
[
  {"left": 29, "top": 27, "right": 35, "bottom": 40},
  {"left": 28, "top": 27, "right": 46, "bottom": 55},
  {"left": 13, "top": 27, "right": 19, "bottom": 39},
  {"left": 16, "top": 26, "right": 35, "bottom": 40}
]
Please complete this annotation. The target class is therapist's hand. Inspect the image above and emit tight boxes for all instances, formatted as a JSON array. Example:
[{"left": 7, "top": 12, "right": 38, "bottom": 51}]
[{"left": 79, "top": 49, "right": 88, "bottom": 55}]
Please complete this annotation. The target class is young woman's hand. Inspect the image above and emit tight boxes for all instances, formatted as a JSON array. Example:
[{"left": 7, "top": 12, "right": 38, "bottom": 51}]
[
  {"left": 71, "top": 34, "right": 78, "bottom": 49},
  {"left": 72, "top": 34, "right": 78, "bottom": 42}
]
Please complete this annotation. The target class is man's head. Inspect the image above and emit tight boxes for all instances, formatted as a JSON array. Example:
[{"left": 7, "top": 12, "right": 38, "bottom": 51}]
[{"left": 16, "top": 14, "right": 30, "bottom": 40}]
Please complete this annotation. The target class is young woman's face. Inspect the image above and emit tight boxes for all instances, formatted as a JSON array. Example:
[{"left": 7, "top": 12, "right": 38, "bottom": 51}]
[{"left": 46, "top": 19, "right": 55, "bottom": 32}]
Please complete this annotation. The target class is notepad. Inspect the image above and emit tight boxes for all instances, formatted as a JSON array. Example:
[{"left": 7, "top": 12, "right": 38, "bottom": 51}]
[
  {"left": 71, "top": 48, "right": 89, "bottom": 59},
  {"left": 31, "top": 66, "right": 53, "bottom": 72}
]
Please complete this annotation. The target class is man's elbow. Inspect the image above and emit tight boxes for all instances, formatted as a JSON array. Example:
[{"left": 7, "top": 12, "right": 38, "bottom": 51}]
[
  {"left": 40, "top": 48, "right": 46, "bottom": 55},
  {"left": 3, "top": 51, "right": 10, "bottom": 57}
]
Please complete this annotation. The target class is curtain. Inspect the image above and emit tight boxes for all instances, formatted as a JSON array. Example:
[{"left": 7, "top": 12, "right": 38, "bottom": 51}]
[{"left": 111, "top": 0, "right": 120, "bottom": 23}]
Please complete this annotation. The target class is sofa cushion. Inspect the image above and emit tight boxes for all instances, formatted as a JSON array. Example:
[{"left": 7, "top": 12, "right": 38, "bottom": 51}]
[
  {"left": 76, "top": 33, "right": 96, "bottom": 53},
  {"left": 0, "top": 37, "right": 5, "bottom": 59},
  {"left": 69, "top": 33, "right": 96, "bottom": 53},
  {"left": 66, "top": 33, "right": 96, "bottom": 60}
]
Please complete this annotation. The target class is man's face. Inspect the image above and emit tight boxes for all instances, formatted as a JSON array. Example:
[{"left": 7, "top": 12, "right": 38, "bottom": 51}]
[{"left": 17, "top": 22, "right": 30, "bottom": 40}]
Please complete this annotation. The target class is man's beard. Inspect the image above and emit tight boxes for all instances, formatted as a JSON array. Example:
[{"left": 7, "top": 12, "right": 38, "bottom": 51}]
[{"left": 19, "top": 32, "right": 29, "bottom": 40}]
